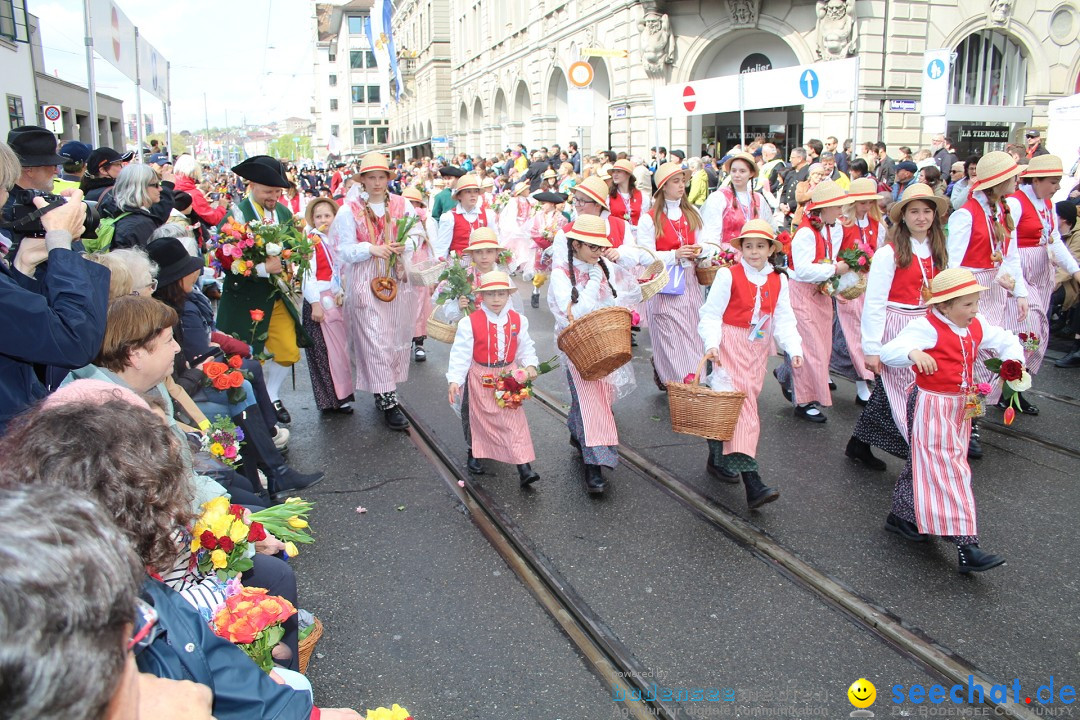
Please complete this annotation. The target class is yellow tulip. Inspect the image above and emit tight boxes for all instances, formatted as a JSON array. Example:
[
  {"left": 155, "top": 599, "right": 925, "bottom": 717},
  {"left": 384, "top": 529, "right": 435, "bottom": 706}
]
[
  {"left": 210, "top": 514, "right": 233, "bottom": 539},
  {"left": 284, "top": 541, "right": 299, "bottom": 557},
  {"left": 210, "top": 548, "right": 228, "bottom": 569},
  {"left": 287, "top": 516, "right": 308, "bottom": 529}
]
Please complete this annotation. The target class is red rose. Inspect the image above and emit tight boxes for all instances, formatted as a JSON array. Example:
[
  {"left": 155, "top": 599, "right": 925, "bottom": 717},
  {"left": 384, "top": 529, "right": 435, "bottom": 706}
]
[
  {"left": 1000, "top": 359, "right": 1023, "bottom": 382},
  {"left": 229, "top": 504, "right": 246, "bottom": 519},
  {"left": 250, "top": 309, "right": 265, "bottom": 323},
  {"left": 212, "top": 375, "right": 231, "bottom": 391},
  {"left": 248, "top": 521, "right": 267, "bottom": 542},
  {"left": 228, "top": 354, "right": 244, "bottom": 369},
  {"left": 199, "top": 530, "right": 218, "bottom": 550},
  {"left": 218, "top": 536, "right": 235, "bottom": 553},
  {"left": 227, "top": 371, "right": 246, "bottom": 388}
]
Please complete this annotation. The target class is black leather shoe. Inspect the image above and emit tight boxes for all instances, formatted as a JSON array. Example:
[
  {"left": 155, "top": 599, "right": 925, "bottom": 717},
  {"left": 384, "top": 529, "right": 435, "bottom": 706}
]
[
  {"left": 794, "top": 404, "right": 827, "bottom": 423},
  {"left": 383, "top": 405, "right": 410, "bottom": 430},
  {"left": 957, "top": 544, "right": 1005, "bottom": 574},
  {"left": 884, "top": 512, "right": 929, "bottom": 542},
  {"left": 845, "top": 436, "right": 886, "bottom": 471},
  {"left": 517, "top": 463, "right": 540, "bottom": 487},
  {"left": 706, "top": 456, "right": 741, "bottom": 484},
  {"left": 855, "top": 395, "right": 869, "bottom": 407},
  {"left": 322, "top": 402, "right": 354, "bottom": 415},
  {"left": 1015, "top": 392, "right": 1038, "bottom": 415},
  {"left": 273, "top": 400, "right": 291, "bottom": 425},
  {"left": 630, "top": 332, "right": 638, "bottom": 347},
  {"left": 269, "top": 468, "right": 325, "bottom": 502},
  {"left": 967, "top": 423, "right": 983, "bottom": 459},
  {"left": 1055, "top": 345, "right": 1080, "bottom": 368},
  {"left": 530, "top": 291, "right": 540, "bottom": 309},
  {"left": 584, "top": 464, "right": 607, "bottom": 494},
  {"left": 828, "top": 380, "right": 837, "bottom": 391},
  {"left": 773, "top": 368, "right": 792, "bottom": 402},
  {"left": 467, "top": 450, "right": 486, "bottom": 475},
  {"left": 413, "top": 345, "right": 427, "bottom": 363},
  {"left": 742, "top": 471, "right": 779, "bottom": 509}
]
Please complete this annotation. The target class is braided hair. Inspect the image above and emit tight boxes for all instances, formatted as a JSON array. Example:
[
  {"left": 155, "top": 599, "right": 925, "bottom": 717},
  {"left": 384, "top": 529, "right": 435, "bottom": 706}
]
[{"left": 566, "top": 235, "right": 618, "bottom": 304}]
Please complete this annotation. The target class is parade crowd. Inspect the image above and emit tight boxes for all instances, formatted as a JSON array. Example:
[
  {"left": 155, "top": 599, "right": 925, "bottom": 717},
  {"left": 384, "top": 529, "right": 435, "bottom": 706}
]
[{"left": 2, "top": 120, "right": 1080, "bottom": 719}]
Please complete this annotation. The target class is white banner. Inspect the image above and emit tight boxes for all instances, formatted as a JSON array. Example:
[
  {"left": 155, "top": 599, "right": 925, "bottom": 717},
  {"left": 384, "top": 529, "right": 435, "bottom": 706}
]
[
  {"left": 920, "top": 49, "right": 951, "bottom": 117},
  {"left": 566, "top": 87, "right": 594, "bottom": 127},
  {"left": 137, "top": 35, "right": 169, "bottom": 103},
  {"left": 88, "top": 0, "right": 138, "bottom": 83}
]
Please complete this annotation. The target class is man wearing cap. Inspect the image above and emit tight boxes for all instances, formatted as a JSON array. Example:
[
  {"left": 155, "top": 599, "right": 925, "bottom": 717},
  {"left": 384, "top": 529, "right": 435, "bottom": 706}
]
[
  {"left": 891, "top": 161, "right": 918, "bottom": 202},
  {"left": 1025, "top": 130, "right": 1048, "bottom": 159},
  {"left": 54, "top": 141, "right": 92, "bottom": 193},
  {"left": 430, "top": 165, "right": 464, "bottom": 222},
  {"left": 80, "top": 147, "right": 134, "bottom": 201},
  {"left": 217, "top": 155, "right": 309, "bottom": 426}
]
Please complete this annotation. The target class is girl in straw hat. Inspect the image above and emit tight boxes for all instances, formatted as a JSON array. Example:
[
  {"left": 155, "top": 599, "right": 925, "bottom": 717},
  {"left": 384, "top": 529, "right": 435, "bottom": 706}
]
[
  {"left": 609, "top": 158, "right": 651, "bottom": 228},
  {"left": 327, "top": 152, "right": 423, "bottom": 430},
  {"left": 434, "top": 173, "right": 500, "bottom": 260},
  {"left": 1002, "top": 155, "right": 1080, "bottom": 406},
  {"left": 697, "top": 219, "right": 802, "bottom": 509},
  {"left": 847, "top": 183, "right": 949, "bottom": 470},
  {"left": 638, "top": 162, "right": 714, "bottom": 389},
  {"left": 878, "top": 267, "right": 1023, "bottom": 573},
  {"left": 700, "top": 152, "right": 769, "bottom": 252},
  {"left": 946, "top": 151, "right": 1028, "bottom": 456},
  {"left": 435, "top": 227, "right": 522, "bottom": 325},
  {"left": 549, "top": 214, "right": 644, "bottom": 495},
  {"left": 447, "top": 271, "right": 541, "bottom": 486},
  {"left": 779, "top": 179, "right": 850, "bottom": 423},
  {"left": 403, "top": 185, "right": 435, "bottom": 362}
]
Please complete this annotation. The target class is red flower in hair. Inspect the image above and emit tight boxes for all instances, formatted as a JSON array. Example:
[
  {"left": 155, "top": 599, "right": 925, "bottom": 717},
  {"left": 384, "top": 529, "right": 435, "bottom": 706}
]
[{"left": 999, "top": 359, "right": 1023, "bottom": 382}]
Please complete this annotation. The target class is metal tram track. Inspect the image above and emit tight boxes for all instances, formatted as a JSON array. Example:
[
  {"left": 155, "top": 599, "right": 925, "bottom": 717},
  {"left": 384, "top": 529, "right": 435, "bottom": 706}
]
[
  {"left": 398, "top": 402, "right": 686, "bottom": 720},
  {"left": 520, "top": 386, "right": 1041, "bottom": 720}
]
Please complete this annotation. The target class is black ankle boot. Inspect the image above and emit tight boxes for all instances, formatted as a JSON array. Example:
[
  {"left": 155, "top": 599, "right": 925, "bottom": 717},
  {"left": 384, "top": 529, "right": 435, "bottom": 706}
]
[
  {"left": 517, "top": 463, "right": 540, "bottom": 487},
  {"left": 232, "top": 412, "right": 324, "bottom": 501},
  {"left": 968, "top": 421, "right": 982, "bottom": 459},
  {"left": 584, "top": 464, "right": 607, "bottom": 494},
  {"left": 706, "top": 455, "right": 741, "bottom": 483},
  {"left": 467, "top": 450, "right": 486, "bottom": 475},
  {"left": 742, "top": 471, "right": 779, "bottom": 509},
  {"left": 884, "top": 512, "right": 928, "bottom": 542},
  {"left": 845, "top": 436, "right": 886, "bottom": 471},
  {"left": 383, "top": 405, "right": 410, "bottom": 430},
  {"left": 957, "top": 544, "right": 1005, "bottom": 574},
  {"left": 530, "top": 291, "right": 540, "bottom": 309}
]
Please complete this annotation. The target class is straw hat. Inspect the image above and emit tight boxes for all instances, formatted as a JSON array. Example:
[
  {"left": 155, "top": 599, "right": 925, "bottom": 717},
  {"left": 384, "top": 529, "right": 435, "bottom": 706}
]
[
  {"left": 480, "top": 176, "right": 495, "bottom": 189},
  {"left": 846, "top": 177, "right": 879, "bottom": 202},
  {"left": 1021, "top": 154, "right": 1063, "bottom": 178},
  {"left": 542, "top": 168, "right": 557, "bottom": 180},
  {"left": 454, "top": 174, "right": 481, "bottom": 193},
  {"left": 723, "top": 151, "right": 759, "bottom": 178},
  {"left": 564, "top": 214, "right": 613, "bottom": 247},
  {"left": 888, "top": 182, "right": 949, "bottom": 223},
  {"left": 573, "top": 176, "right": 610, "bottom": 209},
  {"left": 598, "top": 163, "right": 614, "bottom": 180},
  {"left": 466, "top": 227, "right": 504, "bottom": 251},
  {"left": 402, "top": 186, "right": 426, "bottom": 205},
  {"left": 730, "top": 219, "right": 781, "bottom": 253},
  {"left": 971, "top": 151, "right": 1021, "bottom": 192},
  {"left": 612, "top": 159, "right": 635, "bottom": 176},
  {"left": 653, "top": 162, "right": 685, "bottom": 192},
  {"left": 474, "top": 270, "right": 518, "bottom": 294},
  {"left": 513, "top": 182, "right": 531, "bottom": 197},
  {"left": 358, "top": 152, "right": 390, "bottom": 175},
  {"left": 807, "top": 180, "right": 848, "bottom": 210},
  {"left": 925, "top": 267, "right": 987, "bottom": 305}
]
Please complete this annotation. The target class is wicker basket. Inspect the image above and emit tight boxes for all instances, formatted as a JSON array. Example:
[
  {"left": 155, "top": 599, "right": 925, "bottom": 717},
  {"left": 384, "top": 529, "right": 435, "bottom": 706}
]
[
  {"left": 837, "top": 273, "right": 868, "bottom": 300},
  {"left": 636, "top": 247, "right": 669, "bottom": 301},
  {"left": 694, "top": 243, "right": 725, "bottom": 286},
  {"left": 297, "top": 616, "right": 324, "bottom": 674},
  {"left": 667, "top": 357, "right": 746, "bottom": 441},
  {"left": 557, "top": 303, "right": 633, "bottom": 381},
  {"left": 408, "top": 258, "right": 447, "bottom": 287},
  {"left": 426, "top": 309, "right": 458, "bottom": 343}
]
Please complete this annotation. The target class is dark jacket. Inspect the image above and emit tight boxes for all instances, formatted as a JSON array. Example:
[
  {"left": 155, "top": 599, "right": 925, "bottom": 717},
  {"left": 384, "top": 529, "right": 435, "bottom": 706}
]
[
  {"left": 136, "top": 579, "right": 313, "bottom": 720},
  {"left": 80, "top": 175, "right": 115, "bottom": 202},
  {"left": 180, "top": 289, "right": 216, "bottom": 365},
  {"left": 100, "top": 181, "right": 175, "bottom": 249},
  {"left": 0, "top": 246, "right": 111, "bottom": 432},
  {"left": 523, "top": 159, "right": 550, "bottom": 192},
  {"left": 933, "top": 147, "right": 958, "bottom": 174}
]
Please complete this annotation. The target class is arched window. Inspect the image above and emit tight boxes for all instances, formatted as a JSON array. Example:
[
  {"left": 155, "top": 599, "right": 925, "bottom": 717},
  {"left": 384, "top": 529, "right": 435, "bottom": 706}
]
[{"left": 949, "top": 30, "right": 1027, "bottom": 107}]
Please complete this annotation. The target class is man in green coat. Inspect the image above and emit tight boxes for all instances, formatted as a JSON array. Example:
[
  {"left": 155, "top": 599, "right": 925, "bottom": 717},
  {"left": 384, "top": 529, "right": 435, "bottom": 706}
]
[
  {"left": 217, "top": 155, "right": 309, "bottom": 425},
  {"left": 429, "top": 164, "right": 464, "bottom": 223}
]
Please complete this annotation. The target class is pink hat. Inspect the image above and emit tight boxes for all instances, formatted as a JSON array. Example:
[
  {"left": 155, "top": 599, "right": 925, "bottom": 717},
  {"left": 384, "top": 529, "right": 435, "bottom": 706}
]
[{"left": 42, "top": 380, "right": 151, "bottom": 411}]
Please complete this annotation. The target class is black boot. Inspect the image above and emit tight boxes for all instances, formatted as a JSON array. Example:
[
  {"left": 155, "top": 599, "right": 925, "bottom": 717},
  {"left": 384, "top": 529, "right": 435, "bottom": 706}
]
[
  {"left": 968, "top": 420, "right": 982, "bottom": 459},
  {"left": 273, "top": 400, "right": 291, "bottom": 425},
  {"left": 412, "top": 337, "right": 426, "bottom": 363},
  {"left": 706, "top": 455, "right": 741, "bottom": 483},
  {"left": 530, "top": 290, "right": 540, "bottom": 309},
  {"left": 517, "top": 463, "right": 540, "bottom": 487},
  {"left": 467, "top": 450, "right": 486, "bottom": 475},
  {"left": 773, "top": 367, "right": 792, "bottom": 402},
  {"left": 957, "top": 544, "right": 1005, "bottom": 574},
  {"left": 884, "top": 512, "right": 929, "bottom": 542},
  {"left": 383, "top": 405, "right": 410, "bottom": 430},
  {"left": 742, "top": 471, "right": 779, "bottom": 509},
  {"left": 1015, "top": 392, "right": 1038, "bottom": 415},
  {"left": 584, "top": 464, "right": 607, "bottom": 494},
  {"left": 1055, "top": 341, "right": 1080, "bottom": 368},
  {"left": 845, "top": 436, "right": 886, "bottom": 471},
  {"left": 232, "top": 412, "right": 324, "bottom": 501}
]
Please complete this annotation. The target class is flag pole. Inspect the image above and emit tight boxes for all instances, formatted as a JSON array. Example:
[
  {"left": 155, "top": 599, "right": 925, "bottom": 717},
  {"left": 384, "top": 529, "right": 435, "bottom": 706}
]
[
  {"left": 83, "top": 0, "right": 99, "bottom": 146},
  {"left": 165, "top": 60, "right": 173, "bottom": 158},
  {"left": 133, "top": 26, "right": 144, "bottom": 160}
]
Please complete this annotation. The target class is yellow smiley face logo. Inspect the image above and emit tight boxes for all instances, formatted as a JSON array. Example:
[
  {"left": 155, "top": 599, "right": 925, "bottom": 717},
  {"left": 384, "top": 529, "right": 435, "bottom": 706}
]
[{"left": 848, "top": 678, "right": 876, "bottom": 708}]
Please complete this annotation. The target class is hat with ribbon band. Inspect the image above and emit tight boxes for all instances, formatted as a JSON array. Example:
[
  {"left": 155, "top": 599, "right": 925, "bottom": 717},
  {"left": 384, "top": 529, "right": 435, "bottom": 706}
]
[
  {"left": 925, "top": 267, "right": 988, "bottom": 305},
  {"left": 474, "top": 270, "right": 518, "bottom": 294},
  {"left": 564, "top": 214, "right": 613, "bottom": 247},
  {"left": 731, "top": 219, "right": 782, "bottom": 253}
]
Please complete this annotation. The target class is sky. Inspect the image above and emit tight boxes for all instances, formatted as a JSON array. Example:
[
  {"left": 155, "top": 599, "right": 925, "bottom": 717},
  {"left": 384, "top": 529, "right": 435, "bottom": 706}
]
[{"left": 29, "top": 0, "right": 316, "bottom": 133}]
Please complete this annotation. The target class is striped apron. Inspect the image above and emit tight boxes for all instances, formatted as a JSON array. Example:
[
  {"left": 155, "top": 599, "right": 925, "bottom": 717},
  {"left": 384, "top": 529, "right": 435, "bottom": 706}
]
[
  {"left": 789, "top": 279, "right": 834, "bottom": 406},
  {"left": 718, "top": 323, "right": 770, "bottom": 458},
  {"left": 1005, "top": 246, "right": 1054, "bottom": 373},
  {"left": 466, "top": 361, "right": 535, "bottom": 464},
  {"left": 966, "top": 266, "right": 1009, "bottom": 401},
  {"left": 646, "top": 268, "right": 706, "bottom": 384},
  {"left": 909, "top": 389, "right": 978, "bottom": 537},
  {"left": 835, "top": 294, "right": 874, "bottom": 381},
  {"left": 878, "top": 305, "right": 925, "bottom": 440},
  {"left": 567, "top": 361, "right": 619, "bottom": 449}
]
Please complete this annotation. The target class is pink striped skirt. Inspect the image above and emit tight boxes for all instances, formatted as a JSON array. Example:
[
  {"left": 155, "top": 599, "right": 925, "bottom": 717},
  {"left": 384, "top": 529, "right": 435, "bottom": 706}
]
[
  {"left": 1005, "top": 246, "right": 1054, "bottom": 374},
  {"left": 718, "top": 323, "right": 770, "bottom": 457},
  {"left": 878, "top": 305, "right": 925, "bottom": 441},
  {"left": 568, "top": 360, "right": 619, "bottom": 447},
  {"left": 342, "top": 258, "right": 417, "bottom": 394},
  {"left": 467, "top": 362, "right": 534, "bottom": 464},
  {"left": 836, "top": 294, "right": 874, "bottom": 381},
  {"left": 789, "top": 279, "right": 833, "bottom": 406},
  {"left": 909, "top": 389, "right": 978, "bottom": 537},
  {"left": 317, "top": 290, "right": 354, "bottom": 401},
  {"left": 646, "top": 273, "right": 705, "bottom": 384}
]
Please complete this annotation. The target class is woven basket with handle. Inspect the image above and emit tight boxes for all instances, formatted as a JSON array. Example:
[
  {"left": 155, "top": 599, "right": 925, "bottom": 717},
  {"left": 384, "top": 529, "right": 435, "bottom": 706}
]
[
  {"left": 426, "top": 308, "right": 458, "bottom": 343},
  {"left": 636, "top": 246, "right": 669, "bottom": 301},
  {"left": 694, "top": 243, "right": 725, "bottom": 286},
  {"left": 556, "top": 302, "right": 632, "bottom": 380},
  {"left": 297, "top": 616, "right": 323, "bottom": 674},
  {"left": 667, "top": 356, "right": 746, "bottom": 441},
  {"left": 408, "top": 258, "right": 447, "bottom": 287}
]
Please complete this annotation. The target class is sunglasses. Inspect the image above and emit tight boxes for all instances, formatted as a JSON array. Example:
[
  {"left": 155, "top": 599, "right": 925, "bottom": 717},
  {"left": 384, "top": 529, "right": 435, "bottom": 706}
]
[
  {"left": 127, "top": 598, "right": 159, "bottom": 654},
  {"left": 147, "top": 182, "right": 161, "bottom": 188}
]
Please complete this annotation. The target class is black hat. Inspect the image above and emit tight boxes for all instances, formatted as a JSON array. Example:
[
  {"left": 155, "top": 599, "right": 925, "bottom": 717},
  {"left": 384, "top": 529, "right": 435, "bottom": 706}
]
[
  {"left": 147, "top": 236, "right": 204, "bottom": 288},
  {"left": 86, "top": 147, "right": 134, "bottom": 174},
  {"left": 670, "top": 149, "right": 686, "bottom": 161},
  {"left": 439, "top": 165, "right": 466, "bottom": 178},
  {"left": 7, "top": 125, "right": 65, "bottom": 167},
  {"left": 534, "top": 191, "right": 567, "bottom": 204},
  {"left": 231, "top": 155, "right": 290, "bottom": 188},
  {"left": 1056, "top": 200, "right": 1076, "bottom": 228}
]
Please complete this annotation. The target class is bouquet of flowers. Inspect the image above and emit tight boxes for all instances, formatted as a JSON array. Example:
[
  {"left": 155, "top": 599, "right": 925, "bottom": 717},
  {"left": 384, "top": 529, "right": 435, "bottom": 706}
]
[
  {"left": 201, "top": 354, "right": 249, "bottom": 403},
  {"left": 820, "top": 245, "right": 872, "bottom": 299},
  {"left": 491, "top": 190, "right": 511, "bottom": 215},
  {"left": 189, "top": 496, "right": 259, "bottom": 581},
  {"left": 202, "top": 415, "right": 244, "bottom": 470},
  {"left": 210, "top": 219, "right": 314, "bottom": 280},
  {"left": 365, "top": 705, "right": 413, "bottom": 720},
  {"left": 433, "top": 253, "right": 476, "bottom": 315},
  {"left": 497, "top": 248, "right": 515, "bottom": 267},
  {"left": 493, "top": 355, "right": 559, "bottom": 409},
  {"left": 249, "top": 497, "right": 314, "bottom": 558},
  {"left": 963, "top": 382, "right": 993, "bottom": 421},
  {"left": 984, "top": 358, "right": 1030, "bottom": 425},
  {"left": 697, "top": 247, "right": 738, "bottom": 269},
  {"left": 212, "top": 585, "right": 296, "bottom": 672},
  {"left": 1018, "top": 332, "right": 1040, "bottom": 353}
]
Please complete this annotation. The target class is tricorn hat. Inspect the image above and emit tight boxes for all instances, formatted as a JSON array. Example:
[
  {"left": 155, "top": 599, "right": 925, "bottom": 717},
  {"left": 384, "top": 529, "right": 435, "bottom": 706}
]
[{"left": 231, "top": 155, "right": 290, "bottom": 188}]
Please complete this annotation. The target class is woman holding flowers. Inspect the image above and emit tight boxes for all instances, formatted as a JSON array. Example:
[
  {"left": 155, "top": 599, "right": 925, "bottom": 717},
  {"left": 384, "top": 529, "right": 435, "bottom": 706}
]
[{"left": 328, "top": 152, "right": 422, "bottom": 430}]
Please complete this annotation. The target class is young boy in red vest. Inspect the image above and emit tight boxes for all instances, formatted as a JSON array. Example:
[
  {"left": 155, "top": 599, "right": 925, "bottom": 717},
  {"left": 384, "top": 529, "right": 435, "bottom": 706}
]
[
  {"left": 879, "top": 268, "right": 1024, "bottom": 573},
  {"left": 447, "top": 271, "right": 541, "bottom": 486}
]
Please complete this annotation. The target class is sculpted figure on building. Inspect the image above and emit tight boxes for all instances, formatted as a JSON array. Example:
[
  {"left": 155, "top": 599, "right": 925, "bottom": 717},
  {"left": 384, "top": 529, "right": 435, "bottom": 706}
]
[
  {"left": 638, "top": 1, "right": 676, "bottom": 77},
  {"left": 728, "top": 0, "right": 759, "bottom": 28},
  {"left": 816, "top": 0, "right": 857, "bottom": 60}
]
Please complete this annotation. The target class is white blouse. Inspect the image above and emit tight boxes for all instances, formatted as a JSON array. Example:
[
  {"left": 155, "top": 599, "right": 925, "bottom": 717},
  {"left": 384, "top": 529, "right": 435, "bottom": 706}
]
[
  {"left": 860, "top": 237, "right": 932, "bottom": 355},
  {"left": 1004, "top": 185, "right": 1080, "bottom": 275},
  {"left": 697, "top": 259, "right": 803, "bottom": 359},
  {"left": 946, "top": 190, "right": 1027, "bottom": 298},
  {"left": 434, "top": 203, "right": 501, "bottom": 260},
  {"left": 880, "top": 309, "right": 1023, "bottom": 369},
  {"left": 446, "top": 305, "right": 539, "bottom": 386},
  {"left": 330, "top": 198, "right": 421, "bottom": 266},
  {"left": 791, "top": 221, "right": 844, "bottom": 284},
  {"left": 699, "top": 186, "right": 766, "bottom": 247},
  {"left": 637, "top": 199, "right": 715, "bottom": 267}
]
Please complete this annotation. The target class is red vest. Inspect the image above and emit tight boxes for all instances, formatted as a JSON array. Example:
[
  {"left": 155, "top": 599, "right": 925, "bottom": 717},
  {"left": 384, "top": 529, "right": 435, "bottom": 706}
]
[
  {"left": 788, "top": 217, "right": 833, "bottom": 271},
  {"left": 887, "top": 252, "right": 935, "bottom": 306},
  {"left": 470, "top": 309, "right": 520, "bottom": 366},
  {"left": 958, "top": 198, "right": 1005, "bottom": 269},
  {"left": 915, "top": 312, "right": 984, "bottom": 394},
  {"left": 609, "top": 190, "right": 643, "bottom": 225},
  {"left": 722, "top": 264, "right": 781, "bottom": 328},
  {"left": 655, "top": 212, "right": 695, "bottom": 252},
  {"left": 314, "top": 238, "right": 333, "bottom": 281},
  {"left": 842, "top": 218, "right": 880, "bottom": 253},
  {"left": 451, "top": 209, "right": 488, "bottom": 255},
  {"left": 1011, "top": 189, "right": 1050, "bottom": 249}
]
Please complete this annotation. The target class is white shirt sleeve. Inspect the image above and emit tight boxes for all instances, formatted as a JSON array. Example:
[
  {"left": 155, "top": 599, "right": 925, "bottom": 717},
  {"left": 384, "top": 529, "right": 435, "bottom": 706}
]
[
  {"left": 946, "top": 208, "right": 972, "bottom": 268},
  {"left": 302, "top": 247, "right": 323, "bottom": 304},
  {"left": 698, "top": 191, "right": 727, "bottom": 247},
  {"left": 550, "top": 263, "right": 604, "bottom": 318},
  {"left": 435, "top": 211, "right": 455, "bottom": 260},
  {"left": 861, "top": 244, "right": 897, "bottom": 355},
  {"left": 791, "top": 226, "right": 838, "bottom": 283},
  {"left": 697, "top": 266, "right": 733, "bottom": 353},
  {"left": 977, "top": 313, "right": 1025, "bottom": 363},
  {"left": 329, "top": 205, "right": 372, "bottom": 265},
  {"left": 515, "top": 313, "right": 540, "bottom": 369},
  {"left": 1001, "top": 232, "right": 1027, "bottom": 298},
  {"left": 445, "top": 316, "right": 473, "bottom": 386},
  {"left": 880, "top": 316, "right": 936, "bottom": 368},
  {"left": 773, "top": 273, "right": 803, "bottom": 358},
  {"left": 485, "top": 210, "right": 501, "bottom": 242}
]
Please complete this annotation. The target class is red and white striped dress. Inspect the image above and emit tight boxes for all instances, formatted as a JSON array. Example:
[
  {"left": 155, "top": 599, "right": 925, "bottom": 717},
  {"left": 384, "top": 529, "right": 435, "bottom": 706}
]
[
  {"left": 836, "top": 216, "right": 883, "bottom": 383},
  {"left": 789, "top": 217, "right": 844, "bottom": 406},
  {"left": 410, "top": 206, "right": 435, "bottom": 338}
]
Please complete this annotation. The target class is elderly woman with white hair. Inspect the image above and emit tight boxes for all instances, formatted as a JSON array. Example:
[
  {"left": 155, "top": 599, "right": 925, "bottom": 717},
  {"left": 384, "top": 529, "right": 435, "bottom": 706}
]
[{"left": 100, "top": 163, "right": 175, "bottom": 249}]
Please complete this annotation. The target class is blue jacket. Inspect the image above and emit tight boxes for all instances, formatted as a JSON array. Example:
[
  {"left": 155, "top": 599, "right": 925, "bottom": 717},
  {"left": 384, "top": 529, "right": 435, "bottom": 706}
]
[
  {"left": 0, "top": 247, "right": 110, "bottom": 433},
  {"left": 136, "top": 579, "right": 313, "bottom": 720}
]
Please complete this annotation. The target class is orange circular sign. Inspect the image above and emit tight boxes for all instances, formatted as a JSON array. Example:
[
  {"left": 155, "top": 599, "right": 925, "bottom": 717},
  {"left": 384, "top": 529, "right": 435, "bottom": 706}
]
[{"left": 568, "top": 61, "right": 594, "bottom": 88}]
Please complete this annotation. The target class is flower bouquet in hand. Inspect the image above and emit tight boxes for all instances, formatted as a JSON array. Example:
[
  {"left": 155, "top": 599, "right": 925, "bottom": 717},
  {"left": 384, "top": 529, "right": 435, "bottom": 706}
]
[
  {"left": 821, "top": 244, "right": 872, "bottom": 299},
  {"left": 200, "top": 354, "right": 250, "bottom": 403},
  {"left": 201, "top": 414, "right": 245, "bottom": 469},
  {"left": 212, "top": 585, "right": 296, "bottom": 672},
  {"left": 984, "top": 358, "right": 1030, "bottom": 425},
  {"left": 493, "top": 355, "right": 559, "bottom": 409},
  {"left": 189, "top": 496, "right": 257, "bottom": 581},
  {"left": 249, "top": 497, "right": 314, "bottom": 559},
  {"left": 365, "top": 705, "right": 413, "bottom": 720},
  {"left": 433, "top": 253, "right": 476, "bottom": 315},
  {"left": 1017, "top": 332, "right": 1040, "bottom": 353},
  {"left": 491, "top": 190, "right": 511, "bottom": 214}
]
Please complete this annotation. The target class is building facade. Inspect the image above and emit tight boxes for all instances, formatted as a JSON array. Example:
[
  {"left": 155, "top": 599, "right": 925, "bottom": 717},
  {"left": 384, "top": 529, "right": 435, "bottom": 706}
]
[{"left": 399, "top": 0, "right": 1080, "bottom": 160}]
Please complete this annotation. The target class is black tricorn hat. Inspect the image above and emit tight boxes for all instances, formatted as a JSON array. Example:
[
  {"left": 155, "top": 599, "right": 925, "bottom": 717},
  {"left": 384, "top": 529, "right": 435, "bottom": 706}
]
[
  {"left": 7, "top": 125, "right": 65, "bottom": 167},
  {"left": 533, "top": 191, "right": 567, "bottom": 204},
  {"left": 231, "top": 155, "right": 290, "bottom": 188},
  {"left": 438, "top": 165, "right": 466, "bottom": 178}
]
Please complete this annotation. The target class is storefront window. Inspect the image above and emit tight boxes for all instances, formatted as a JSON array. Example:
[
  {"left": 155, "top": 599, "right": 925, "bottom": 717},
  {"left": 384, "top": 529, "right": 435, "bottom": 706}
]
[{"left": 949, "top": 30, "right": 1027, "bottom": 107}]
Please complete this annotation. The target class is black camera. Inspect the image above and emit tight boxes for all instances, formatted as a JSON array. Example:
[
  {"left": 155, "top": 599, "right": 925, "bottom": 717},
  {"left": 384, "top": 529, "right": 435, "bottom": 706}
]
[{"left": 1, "top": 188, "right": 101, "bottom": 241}]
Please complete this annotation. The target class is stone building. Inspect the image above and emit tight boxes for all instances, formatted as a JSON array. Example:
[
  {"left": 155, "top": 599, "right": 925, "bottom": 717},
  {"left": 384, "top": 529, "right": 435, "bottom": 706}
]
[{"left": 376, "top": 0, "right": 1080, "bottom": 159}]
